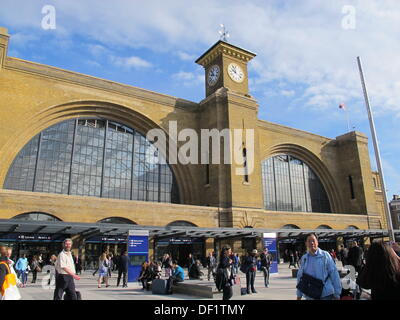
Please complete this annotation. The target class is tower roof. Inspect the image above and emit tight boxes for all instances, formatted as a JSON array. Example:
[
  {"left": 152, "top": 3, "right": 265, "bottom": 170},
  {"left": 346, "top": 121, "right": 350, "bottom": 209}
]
[{"left": 195, "top": 40, "right": 256, "bottom": 67}]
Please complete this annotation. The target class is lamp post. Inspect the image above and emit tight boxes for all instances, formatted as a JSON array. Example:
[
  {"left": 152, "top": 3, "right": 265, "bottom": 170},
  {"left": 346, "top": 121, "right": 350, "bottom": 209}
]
[{"left": 357, "top": 56, "right": 395, "bottom": 242}]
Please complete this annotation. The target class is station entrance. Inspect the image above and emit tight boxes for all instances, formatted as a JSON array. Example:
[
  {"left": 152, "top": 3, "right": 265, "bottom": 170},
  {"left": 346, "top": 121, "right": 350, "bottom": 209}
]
[{"left": 154, "top": 237, "right": 205, "bottom": 267}]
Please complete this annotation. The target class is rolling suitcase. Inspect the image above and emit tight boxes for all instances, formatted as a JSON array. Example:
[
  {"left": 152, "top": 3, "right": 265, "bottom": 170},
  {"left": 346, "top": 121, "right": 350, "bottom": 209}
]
[{"left": 151, "top": 278, "right": 169, "bottom": 294}]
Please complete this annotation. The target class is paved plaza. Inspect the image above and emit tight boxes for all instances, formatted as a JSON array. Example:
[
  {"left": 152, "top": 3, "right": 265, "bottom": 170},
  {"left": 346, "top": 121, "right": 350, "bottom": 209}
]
[{"left": 17, "top": 262, "right": 345, "bottom": 300}]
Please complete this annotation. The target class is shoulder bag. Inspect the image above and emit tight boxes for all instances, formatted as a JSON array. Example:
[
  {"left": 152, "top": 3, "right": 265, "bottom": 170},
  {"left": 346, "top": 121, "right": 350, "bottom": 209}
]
[{"left": 296, "top": 254, "right": 329, "bottom": 299}]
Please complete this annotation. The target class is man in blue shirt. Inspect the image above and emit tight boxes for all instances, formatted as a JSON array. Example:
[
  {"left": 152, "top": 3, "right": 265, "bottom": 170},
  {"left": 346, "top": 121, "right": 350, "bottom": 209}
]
[
  {"left": 171, "top": 261, "right": 185, "bottom": 283},
  {"left": 296, "top": 233, "right": 342, "bottom": 300},
  {"left": 166, "top": 260, "right": 184, "bottom": 294}
]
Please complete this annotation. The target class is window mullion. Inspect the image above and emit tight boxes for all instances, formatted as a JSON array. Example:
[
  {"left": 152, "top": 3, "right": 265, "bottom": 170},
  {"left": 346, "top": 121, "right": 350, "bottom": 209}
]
[
  {"left": 68, "top": 119, "right": 78, "bottom": 195},
  {"left": 100, "top": 120, "right": 108, "bottom": 198},
  {"left": 32, "top": 132, "right": 43, "bottom": 192}
]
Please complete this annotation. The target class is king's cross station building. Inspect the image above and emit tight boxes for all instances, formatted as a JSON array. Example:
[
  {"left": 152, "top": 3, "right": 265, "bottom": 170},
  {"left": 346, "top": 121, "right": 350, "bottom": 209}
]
[{"left": 0, "top": 27, "right": 398, "bottom": 265}]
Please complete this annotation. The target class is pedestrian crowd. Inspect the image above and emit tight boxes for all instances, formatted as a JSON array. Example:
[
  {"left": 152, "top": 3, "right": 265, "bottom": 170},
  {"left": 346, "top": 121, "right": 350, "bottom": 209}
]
[{"left": 1, "top": 235, "right": 400, "bottom": 300}]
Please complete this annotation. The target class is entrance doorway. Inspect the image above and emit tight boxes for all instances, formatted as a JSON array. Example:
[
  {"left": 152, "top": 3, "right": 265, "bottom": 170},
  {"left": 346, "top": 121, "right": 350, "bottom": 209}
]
[{"left": 155, "top": 238, "right": 205, "bottom": 267}]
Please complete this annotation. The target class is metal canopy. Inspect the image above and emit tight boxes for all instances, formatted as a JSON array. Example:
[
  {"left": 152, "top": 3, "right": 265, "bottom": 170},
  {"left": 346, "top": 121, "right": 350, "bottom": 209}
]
[{"left": 0, "top": 219, "right": 399, "bottom": 240}]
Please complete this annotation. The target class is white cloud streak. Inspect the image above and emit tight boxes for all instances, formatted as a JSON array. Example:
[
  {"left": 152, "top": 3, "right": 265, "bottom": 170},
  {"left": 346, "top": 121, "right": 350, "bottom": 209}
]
[{"left": 1, "top": 0, "right": 400, "bottom": 115}]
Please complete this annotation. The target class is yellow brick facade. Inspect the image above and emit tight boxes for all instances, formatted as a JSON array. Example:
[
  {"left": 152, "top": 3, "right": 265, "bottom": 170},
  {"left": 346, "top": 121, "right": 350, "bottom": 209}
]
[{"left": 0, "top": 29, "right": 386, "bottom": 252}]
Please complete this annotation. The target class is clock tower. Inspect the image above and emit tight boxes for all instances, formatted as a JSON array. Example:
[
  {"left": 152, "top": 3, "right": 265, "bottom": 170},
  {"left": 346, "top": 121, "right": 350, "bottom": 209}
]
[
  {"left": 195, "top": 40, "right": 264, "bottom": 214},
  {"left": 195, "top": 40, "right": 256, "bottom": 97}
]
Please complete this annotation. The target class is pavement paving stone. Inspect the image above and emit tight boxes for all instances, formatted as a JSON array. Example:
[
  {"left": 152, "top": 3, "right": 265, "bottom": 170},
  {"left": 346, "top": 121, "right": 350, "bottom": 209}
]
[{"left": 18, "top": 262, "right": 343, "bottom": 300}]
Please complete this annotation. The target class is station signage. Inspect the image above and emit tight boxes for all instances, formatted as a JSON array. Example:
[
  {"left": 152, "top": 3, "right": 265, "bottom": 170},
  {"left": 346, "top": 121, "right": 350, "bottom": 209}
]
[
  {"left": 127, "top": 230, "right": 149, "bottom": 282},
  {"left": 86, "top": 236, "right": 126, "bottom": 243},
  {"left": 263, "top": 232, "right": 278, "bottom": 274},
  {"left": 0, "top": 233, "right": 56, "bottom": 242}
]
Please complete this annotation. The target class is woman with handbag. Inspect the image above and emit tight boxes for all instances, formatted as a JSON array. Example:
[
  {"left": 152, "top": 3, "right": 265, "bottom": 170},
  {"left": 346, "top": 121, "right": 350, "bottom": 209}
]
[
  {"left": 216, "top": 245, "right": 234, "bottom": 300},
  {"left": 30, "top": 255, "right": 41, "bottom": 284},
  {"left": 97, "top": 253, "right": 110, "bottom": 288},
  {"left": 296, "top": 233, "right": 342, "bottom": 300}
]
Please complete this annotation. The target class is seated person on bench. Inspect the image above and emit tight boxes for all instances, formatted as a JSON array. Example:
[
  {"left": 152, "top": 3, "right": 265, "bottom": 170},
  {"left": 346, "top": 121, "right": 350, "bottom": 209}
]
[
  {"left": 137, "top": 261, "right": 152, "bottom": 290},
  {"left": 188, "top": 260, "right": 204, "bottom": 280},
  {"left": 150, "top": 261, "right": 162, "bottom": 279},
  {"left": 167, "top": 260, "right": 185, "bottom": 293}
]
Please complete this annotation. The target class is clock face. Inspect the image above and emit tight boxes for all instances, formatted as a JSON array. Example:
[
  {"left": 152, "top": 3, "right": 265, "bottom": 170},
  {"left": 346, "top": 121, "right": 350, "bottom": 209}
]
[
  {"left": 207, "top": 65, "right": 220, "bottom": 86},
  {"left": 227, "top": 63, "right": 244, "bottom": 83}
]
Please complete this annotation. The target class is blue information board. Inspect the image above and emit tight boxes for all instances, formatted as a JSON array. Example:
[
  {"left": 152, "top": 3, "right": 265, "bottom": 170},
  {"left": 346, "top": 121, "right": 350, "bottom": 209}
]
[
  {"left": 263, "top": 233, "right": 278, "bottom": 274},
  {"left": 127, "top": 230, "right": 149, "bottom": 282}
]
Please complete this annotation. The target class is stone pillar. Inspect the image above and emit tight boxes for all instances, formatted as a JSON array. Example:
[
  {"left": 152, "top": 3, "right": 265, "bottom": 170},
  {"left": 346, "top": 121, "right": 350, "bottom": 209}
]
[
  {"left": 149, "top": 238, "right": 155, "bottom": 261},
  {"left": 205, "top": 238, "right": 214, "bottom": 255},
  {"left": 0, "top": 27, "right": 9, "bottom": 69}
]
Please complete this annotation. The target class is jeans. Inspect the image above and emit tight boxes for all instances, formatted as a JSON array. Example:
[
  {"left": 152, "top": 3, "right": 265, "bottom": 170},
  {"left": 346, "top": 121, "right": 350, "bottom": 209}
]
[
  {"left": 246, "top": 270, "right": 256, "bottom": 292},
  {"left": 207, "top": 267, "right": 215, "bottom": 281},
  {"left": 261, "top": 266, "right": 270, "bottom": 287},
  {"left": 233, "top": 265, "right": 239, "bottom": 275},
  {"left": 166, "top": 276, "right": 183, "bottom": 293},
  {"left": 18, "top": 270, "right": 28, "bottom": 284}
]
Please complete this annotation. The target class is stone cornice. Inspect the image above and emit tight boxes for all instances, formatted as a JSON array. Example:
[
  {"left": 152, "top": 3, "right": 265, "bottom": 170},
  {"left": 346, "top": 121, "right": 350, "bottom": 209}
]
[
  {"left": 4, "top": 57, "right": 199, "bottom": 111},
  {"left": 195, "top": 40, "right": 256, "bottom": 68},
  {"left": 257, "top": 119, "right": 332, "bottom": 143},
  {"left": 198, "top": 88, "right": 258, "bottom": 112},
  {"left": 336, "top": 131, "right": 369, "bottom": 144}
]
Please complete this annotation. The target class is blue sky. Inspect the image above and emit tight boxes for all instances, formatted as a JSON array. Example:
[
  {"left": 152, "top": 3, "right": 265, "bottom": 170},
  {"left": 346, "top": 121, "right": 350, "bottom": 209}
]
[{"left": 1, "top": 0, "right": 399, "bottom": 197}]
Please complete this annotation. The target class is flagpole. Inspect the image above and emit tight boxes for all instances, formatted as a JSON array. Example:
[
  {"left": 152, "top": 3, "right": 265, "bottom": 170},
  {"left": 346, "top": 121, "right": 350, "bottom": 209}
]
[
  {"left": 357, "top": 56, "right": 395, "bottom": 242},
  {"left": 345, "top": 108, "right": 351, "bottom": 132}
]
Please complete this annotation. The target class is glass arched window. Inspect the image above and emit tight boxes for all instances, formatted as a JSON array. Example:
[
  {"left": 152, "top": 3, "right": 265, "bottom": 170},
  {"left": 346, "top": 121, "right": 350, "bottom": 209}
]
[
  {"left": 262, "top": 155, "right": 331, "bottom": 213},
  {"left": 281, "top": 224, "right": 300, "bottom": 229},
  {"left": 98, "top": 217, "right": 136, "bottom": 224},
  {"left": 316, "top": 225, "right": 332, "bottom": 229},
  {"left": 12, "top": 212, "right": 61, "bottom": 222},
  {"left": 4, "top": 118, "right": 179, "bottom": 203},
  {"left": 167, "top": 221, "right": 197, "bottom": 227}
]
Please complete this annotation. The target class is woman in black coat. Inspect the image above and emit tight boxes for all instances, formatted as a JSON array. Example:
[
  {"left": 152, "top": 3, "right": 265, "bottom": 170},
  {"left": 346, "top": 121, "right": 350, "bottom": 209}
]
[
  {"left": 357, "top": 241, "right": 400, "bottom": 300},
  {"left": 217, "top": 246, "right": 234, "bottom": 300}
]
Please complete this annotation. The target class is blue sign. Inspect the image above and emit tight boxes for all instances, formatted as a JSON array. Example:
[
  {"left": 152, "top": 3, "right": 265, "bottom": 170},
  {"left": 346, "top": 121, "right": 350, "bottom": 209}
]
[
  {"left": 127, "top": 230, "right": 149, "bottom": 282},
  {"left": 263, "top": 233, "right": 278, "bottom": 274}
]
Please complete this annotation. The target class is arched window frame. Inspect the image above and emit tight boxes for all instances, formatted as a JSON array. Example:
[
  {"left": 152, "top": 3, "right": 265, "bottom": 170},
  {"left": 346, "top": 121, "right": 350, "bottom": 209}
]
[
  {"left": 4, "top": 118, "right": 180, "bottom": 204},
  {"left": 261, "top": 154, "right": 331, "bottom": 213}
]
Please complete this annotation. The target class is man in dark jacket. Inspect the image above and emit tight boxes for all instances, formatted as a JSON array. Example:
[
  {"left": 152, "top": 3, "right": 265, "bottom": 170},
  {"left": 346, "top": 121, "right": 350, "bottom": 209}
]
[
  {"left": 348, "top": 241, "right": 364, "bottom": 273},
  {"left": 117, "top": 251, "right": 129, "bottom": 288},
  {"left": 243, "top": 249, "right": 258, "bottom": 294},
  {"left": 187, "top": 253, "right": 195, "bottom": 274},
  {"left": 259, "top": 248, "right": 272, "bottom": 287},
  {"left": 339, "top": 245, "right": 349, "bottom": 266}
]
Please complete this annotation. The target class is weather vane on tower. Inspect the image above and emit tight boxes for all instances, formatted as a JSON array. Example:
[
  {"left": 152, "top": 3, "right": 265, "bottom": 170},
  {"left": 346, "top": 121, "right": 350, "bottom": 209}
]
[{"left": 219, "top": 24, "right": 230, "bottom": 42}]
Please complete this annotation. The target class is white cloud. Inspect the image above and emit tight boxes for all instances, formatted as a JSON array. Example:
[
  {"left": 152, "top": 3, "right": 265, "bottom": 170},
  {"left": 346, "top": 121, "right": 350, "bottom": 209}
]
[
  {"left": 2, "top": 0, "right": 400, "bottom": 115},
  {"left": 110, "top": 55, "right": 152, "bottom": 69},
  {"left": 280, "top": 90, "right": 295, "bottom": 97},
  {"left": 176, "top": 51, "right": 197, "bottom": 61},
  {"left": 172, "top": 71, "right": 203, "bottom": 86}
]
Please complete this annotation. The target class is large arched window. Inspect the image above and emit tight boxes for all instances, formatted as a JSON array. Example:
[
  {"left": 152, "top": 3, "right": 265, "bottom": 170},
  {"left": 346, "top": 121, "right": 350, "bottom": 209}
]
[
  {"left": 12, "top": 212, "right": 61, "bottom": 222},
  {"left": 5, "top": 118, "right": 179, "bottom": 203},
  {"left": 262, "top": 154, "right": 331, "bottom": 213}
]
